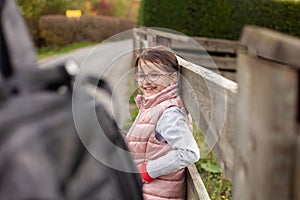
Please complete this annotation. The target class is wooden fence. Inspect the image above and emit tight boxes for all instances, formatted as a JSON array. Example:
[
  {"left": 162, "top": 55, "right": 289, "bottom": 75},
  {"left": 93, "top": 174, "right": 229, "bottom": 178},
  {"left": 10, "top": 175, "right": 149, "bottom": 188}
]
[
  {"left": 133, "top": 26, "right": 300, "bottom": 200},
  {"left": 133, "top": 27, "right": 246, "bottom": 82}
]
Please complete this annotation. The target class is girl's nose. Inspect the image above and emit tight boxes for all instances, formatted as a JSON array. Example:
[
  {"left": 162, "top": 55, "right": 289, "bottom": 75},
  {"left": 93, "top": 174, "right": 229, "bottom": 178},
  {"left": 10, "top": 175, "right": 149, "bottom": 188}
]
[{"left": 143, "top": 76, "right": 151, "bottom": 84}]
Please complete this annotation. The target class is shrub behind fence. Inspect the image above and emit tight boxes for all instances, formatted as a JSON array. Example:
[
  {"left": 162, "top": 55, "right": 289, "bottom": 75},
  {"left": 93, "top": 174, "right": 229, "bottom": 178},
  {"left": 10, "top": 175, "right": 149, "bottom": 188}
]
[
  {"left": 138, "top": 0, "right": 300, "bottom": 40},
  {"left": 39, "top": 15, "right": 137, "bottom": 47}
]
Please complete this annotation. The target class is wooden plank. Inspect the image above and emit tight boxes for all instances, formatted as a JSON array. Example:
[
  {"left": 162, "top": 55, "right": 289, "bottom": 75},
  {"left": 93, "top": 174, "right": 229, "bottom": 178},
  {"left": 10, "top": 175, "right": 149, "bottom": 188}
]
[
  {"left": 133, "top": 27, "right": 189, "bottom": 42},
  {"left": 133, "top": 27, "right": 245, "bottom": 58},
  {"left": 240, "top": 25, "right": 300, "bottom": 69},
  {"left": 156, "top": 36, "right": 171, "bottom": 48},
  {"left": 208, "top": 56, "right": 236, "bottom": 71},
  {"left": 134, "top": 28, "right": 238, "bottom": 79},
  {"left": 134, "top": 28, "right": 246, "bottom": 56},
  {"left": 177, "top": 52, "right": 237, "bottom": 71},
  {"left": 176, "top": 54, "right": 237, "bottom": 81},
  {"left": 133, "top": 29, "right": 148, "bottom": 54},
  {"left": 234, "top": 54, "right": 298, "bottom": 200},
  {"left": 186, "top": 164, "right": 211, "bottom": 200},
  {"left": 219, "top": 71, "right": 236, "bottom": 82},
  {"left": 294, "top": 132, "right": 300, "bottom": 200},
  {"left": 132, "top": 30, "right": 139, "bottom": 52},
  {"left": 178, "top": 56, "right": 237, "bottom": 180},
  {"left": 192, "top": 36, "right": 247, "bottom": 54}
]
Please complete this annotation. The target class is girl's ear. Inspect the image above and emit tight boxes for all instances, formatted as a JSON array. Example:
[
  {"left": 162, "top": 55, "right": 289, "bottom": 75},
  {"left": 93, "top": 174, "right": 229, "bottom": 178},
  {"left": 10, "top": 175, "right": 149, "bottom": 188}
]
[{"left": 170, "top": 72, "right": 178, "bottom": 84}]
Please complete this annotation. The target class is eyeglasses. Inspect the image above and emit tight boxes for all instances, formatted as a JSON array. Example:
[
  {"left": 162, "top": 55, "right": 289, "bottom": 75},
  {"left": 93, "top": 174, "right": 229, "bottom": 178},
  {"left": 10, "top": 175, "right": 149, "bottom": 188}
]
[{"left": 134, "top": 71, "right": 173, "bottom": 82}]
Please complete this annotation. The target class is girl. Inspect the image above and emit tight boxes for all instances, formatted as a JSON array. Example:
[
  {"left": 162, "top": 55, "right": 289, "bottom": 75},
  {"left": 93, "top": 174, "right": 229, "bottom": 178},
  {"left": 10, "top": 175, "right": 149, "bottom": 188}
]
[{"left": 126, "top": 46, "right": 200, "bottom": 200}]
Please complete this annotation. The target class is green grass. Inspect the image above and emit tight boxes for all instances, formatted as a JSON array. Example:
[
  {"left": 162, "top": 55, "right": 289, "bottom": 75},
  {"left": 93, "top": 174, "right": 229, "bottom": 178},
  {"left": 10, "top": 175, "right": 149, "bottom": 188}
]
[
  {"left": 193, "top": 124, "right": 232, "bottom": 200},
  {"left": 37, "top": 42, "right": 97, "bottom": 59},
  {"left": 123, "top": 77, "right": 139, "bottom": 132}
]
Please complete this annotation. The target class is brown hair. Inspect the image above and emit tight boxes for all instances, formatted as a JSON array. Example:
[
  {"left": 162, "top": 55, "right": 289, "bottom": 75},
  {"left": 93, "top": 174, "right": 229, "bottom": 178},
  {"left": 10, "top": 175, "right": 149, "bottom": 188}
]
[{"left": 135, "top": 46, "right": 179, "bottom": 73}]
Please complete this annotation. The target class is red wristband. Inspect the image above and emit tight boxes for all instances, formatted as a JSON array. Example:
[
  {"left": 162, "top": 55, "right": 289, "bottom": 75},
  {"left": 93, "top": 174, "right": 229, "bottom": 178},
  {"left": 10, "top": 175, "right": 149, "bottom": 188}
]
[{"left": 140, "top": 162, "right": 154, "bottom": 182}]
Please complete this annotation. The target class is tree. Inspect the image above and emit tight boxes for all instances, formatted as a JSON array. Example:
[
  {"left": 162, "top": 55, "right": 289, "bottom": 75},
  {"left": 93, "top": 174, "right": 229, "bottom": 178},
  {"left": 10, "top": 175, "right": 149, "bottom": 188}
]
[{"left": 16, "top": 0, "right": 46, "bottom": 20}]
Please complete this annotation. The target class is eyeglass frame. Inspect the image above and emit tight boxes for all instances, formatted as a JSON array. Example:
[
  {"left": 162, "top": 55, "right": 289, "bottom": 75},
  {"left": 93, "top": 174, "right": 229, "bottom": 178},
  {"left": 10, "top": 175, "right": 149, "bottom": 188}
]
[{"left": 134, "top": 70, "right": 174, "bottom": 82}]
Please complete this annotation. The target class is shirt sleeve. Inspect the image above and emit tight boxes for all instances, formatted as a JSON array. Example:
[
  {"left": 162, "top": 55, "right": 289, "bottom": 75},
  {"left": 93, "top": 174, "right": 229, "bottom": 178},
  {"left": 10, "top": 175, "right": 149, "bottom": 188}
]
[{"left": 146, "top": 106, "right": 200, "bottom": 178}]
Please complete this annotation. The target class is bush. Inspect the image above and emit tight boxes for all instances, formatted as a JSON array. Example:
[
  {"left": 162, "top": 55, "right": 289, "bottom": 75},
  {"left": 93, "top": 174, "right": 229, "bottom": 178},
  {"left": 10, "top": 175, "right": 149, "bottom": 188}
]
[
  {"left": 93, "top": 0, "right": 113, "bottom": 16},
  {"left": 39, "top": 15, "right": 137, "bottom": 47},
  {"left": 139, "top": 0, "right": 300, "bottom": 40},
  {"left": 138, "top": 0, "right": 190, "bottom": 33},
  {"left": 237, "top": 0, "right": 300, "bottom": 39},
  {"left": 93, "top": 0, "right": 132, "bottom": 18}
]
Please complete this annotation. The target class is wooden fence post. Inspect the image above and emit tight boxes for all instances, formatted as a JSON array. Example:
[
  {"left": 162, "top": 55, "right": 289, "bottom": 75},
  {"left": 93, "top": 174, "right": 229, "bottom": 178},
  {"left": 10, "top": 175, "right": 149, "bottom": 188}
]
[{"left": 234, "top": 26, "right": 300, "bottom": 200}]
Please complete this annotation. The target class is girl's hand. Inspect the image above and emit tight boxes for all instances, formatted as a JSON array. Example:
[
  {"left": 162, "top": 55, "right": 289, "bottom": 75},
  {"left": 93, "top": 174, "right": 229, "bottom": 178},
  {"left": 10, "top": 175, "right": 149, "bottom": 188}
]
[{"left": 140, "top": 162, "right": 154, "bottom": 183}]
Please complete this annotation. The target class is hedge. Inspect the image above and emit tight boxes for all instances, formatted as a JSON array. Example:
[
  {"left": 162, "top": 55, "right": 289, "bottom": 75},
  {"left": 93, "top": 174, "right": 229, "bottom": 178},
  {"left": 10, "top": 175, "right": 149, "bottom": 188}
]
[
  {"left": 39, "top": 15, "right": 137, "bottom": 47},
  {"left": 138, "top": 0, "right": 300, "bottom": 40},
  {"left": 238, "top": 0, "right": 300, "bottom": 39}
]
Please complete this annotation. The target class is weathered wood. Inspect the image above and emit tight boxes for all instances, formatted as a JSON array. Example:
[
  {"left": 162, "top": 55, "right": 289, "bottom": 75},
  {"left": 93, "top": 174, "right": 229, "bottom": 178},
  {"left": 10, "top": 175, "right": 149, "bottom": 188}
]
[
  {"left": 234, "top": 54, "right": 298, "bottom": 200},
  {"left": 133, "top": 28, "right": 247, "bottom": 55},
  {"left": 186, "top": 164, "right": 211, "bottom": 200},
  {"left": 294, "top": 132, "right": 300, "bottom": 200},
  {"left": 240, "top": 25, "right": 300, "bottom": 69},
  {"left": 178, "top": 56, "right": 237, "bottom": 180},
  {"left": 156, "top": 35, "right": 171, "bottom": 48},
  {"left": 192, "top": 36, "right": 247, "bottom": 54},
  {"left": 176, "top": 51, "right": 237, "bottom": 82},
  {"left": 177, "top": 52, "right": 236, "bottom": 71},
  {"left": 219, "top": 71, "right": 236, "bottom": 82},
  {"left": 133, "top": 27, "right": 189, "bottom": 42},
  {"left": 133, "top": 28, "right": 239, "bottom": 82}
]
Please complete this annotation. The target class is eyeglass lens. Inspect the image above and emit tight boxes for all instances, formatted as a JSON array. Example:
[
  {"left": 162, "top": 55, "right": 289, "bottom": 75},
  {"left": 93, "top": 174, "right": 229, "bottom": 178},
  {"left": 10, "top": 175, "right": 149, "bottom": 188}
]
[{"left": 135, "top": 71, "right": 163, "bottom": 82}]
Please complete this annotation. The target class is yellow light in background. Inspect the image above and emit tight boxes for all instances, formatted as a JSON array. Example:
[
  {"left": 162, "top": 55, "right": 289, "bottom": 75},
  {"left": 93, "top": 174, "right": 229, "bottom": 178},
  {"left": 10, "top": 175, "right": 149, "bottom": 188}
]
[{"left": 66, "top": 10, "right": 82, "bottom": 18}]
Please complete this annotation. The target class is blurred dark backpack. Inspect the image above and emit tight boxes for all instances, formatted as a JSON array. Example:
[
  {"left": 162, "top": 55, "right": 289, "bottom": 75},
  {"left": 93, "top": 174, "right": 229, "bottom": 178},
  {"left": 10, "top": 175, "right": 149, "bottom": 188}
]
[{"left": 0, "top": 0, "right": 143, "bottom": 199}]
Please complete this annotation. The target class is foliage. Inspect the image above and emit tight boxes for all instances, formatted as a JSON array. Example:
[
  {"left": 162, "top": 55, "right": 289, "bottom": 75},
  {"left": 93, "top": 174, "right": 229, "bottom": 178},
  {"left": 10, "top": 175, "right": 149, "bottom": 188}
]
[
  {"left": 93, "top": 0, "right": 113, "bottom": 16},
  {"left": 39, "top": 15, "right": 136, "bottom": 47},
  {"left": 16, "top": 0, "right": 46, "bottom": 20},
  {"left": 122, "top": 75, "right": 139, "bottom": 132},
  {"left": 139, "top": 0, "right": 300, "bottom": 40},
  {"left": 193, "top": 124, "right": 232, "bottom": 200},
  {"left": 16, "top": 0, "right": 102, "bottom": 18},
  {"left": 200, "top": 167, "right": 232, "bottom": 200},
  {"left": 41, "top": 0, "right": 69, "bottom": 15},
  {"left": 201, "top": 162, "right": 222, "bottom": 174},
  {"left": 236, "top": 0, "right": 300, "bottom": 39},
  {"left": 16, "top": 0, "right": 139, "bottom": 47},
  {"left": 93, "top": 0, "right": 131, "bottom": 18},
  {"left": 195, "top": 0, "right": 238, "bottom": 39},
  {"left": 16, "top": 0, "right": 87, "bottom": 46},
  {"left": 138, "top": 0, "right": 190, "bottom": 33},
  {"left": 110, "top": 0, "right": 129, "bottom": 17},
  {"left": 16, "top": 0, "right": 137, "bottom": 19}
]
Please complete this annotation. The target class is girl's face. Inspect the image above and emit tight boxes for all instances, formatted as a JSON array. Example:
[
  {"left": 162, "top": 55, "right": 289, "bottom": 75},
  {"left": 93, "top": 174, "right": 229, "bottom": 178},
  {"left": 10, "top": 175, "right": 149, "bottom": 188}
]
[{"left": 136, "top": 60, "right": 177, "bottom": 97}]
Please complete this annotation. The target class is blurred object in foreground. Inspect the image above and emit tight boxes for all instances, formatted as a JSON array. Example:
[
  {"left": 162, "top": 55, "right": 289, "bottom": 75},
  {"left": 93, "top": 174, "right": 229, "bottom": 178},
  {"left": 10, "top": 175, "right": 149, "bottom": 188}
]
[{"left": 0, "top": 0, "right": 143, "bottom": 199}]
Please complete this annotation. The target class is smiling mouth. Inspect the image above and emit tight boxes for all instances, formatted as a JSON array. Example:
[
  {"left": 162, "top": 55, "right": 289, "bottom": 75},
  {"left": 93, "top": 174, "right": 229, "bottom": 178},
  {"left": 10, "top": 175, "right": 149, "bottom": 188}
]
[{"left": 143, "top": 86, "right": 156, "bottom": 91}]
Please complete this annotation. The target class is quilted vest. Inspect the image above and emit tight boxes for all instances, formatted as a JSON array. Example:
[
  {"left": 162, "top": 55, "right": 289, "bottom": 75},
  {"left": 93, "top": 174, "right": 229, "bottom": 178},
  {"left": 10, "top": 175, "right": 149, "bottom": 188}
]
[{"left": 126, "top": 84, "right": 190, "bottom": 200}]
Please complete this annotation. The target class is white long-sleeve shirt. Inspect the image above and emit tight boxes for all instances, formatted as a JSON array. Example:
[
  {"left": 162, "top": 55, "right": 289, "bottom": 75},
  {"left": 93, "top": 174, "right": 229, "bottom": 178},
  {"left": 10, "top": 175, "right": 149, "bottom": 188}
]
[{"left": 146, "top": 106, "right": 200, "bottom": 178}]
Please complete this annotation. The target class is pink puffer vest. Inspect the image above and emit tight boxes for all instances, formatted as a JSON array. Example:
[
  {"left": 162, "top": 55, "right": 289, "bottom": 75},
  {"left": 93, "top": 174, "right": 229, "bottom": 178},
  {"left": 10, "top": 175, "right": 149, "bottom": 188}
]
[{"left": 126, "top": 84, "right": 189, "bottom": 200}]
